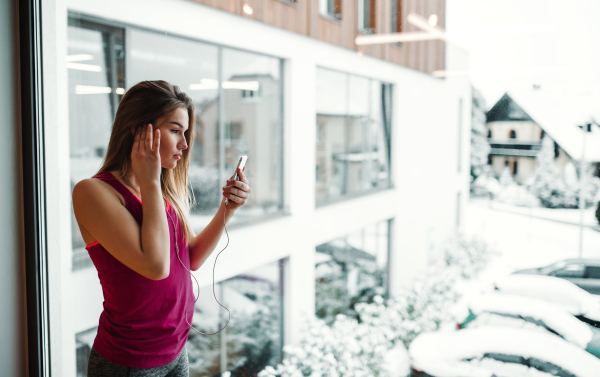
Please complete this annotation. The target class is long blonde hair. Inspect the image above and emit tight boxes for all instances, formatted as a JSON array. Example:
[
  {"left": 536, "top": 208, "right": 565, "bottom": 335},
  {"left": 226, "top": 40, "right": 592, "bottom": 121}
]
[{"left": 97, "top": 80, "right": 196, "bottom": 243}]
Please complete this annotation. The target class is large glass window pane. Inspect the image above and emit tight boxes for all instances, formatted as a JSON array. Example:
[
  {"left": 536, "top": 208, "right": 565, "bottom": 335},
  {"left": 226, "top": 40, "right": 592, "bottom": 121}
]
[
  {"left": 127, "top": 29, "right": 221, "bottom": 225},
  {"left": 187, "top": 259, "right": 286, "bottom": 376},
  {"left": 65, "top": 19, "right": 287, "bottom": 376},
  {"left": 347, "top": 75, "right": 371, "bottom": 195},
  {"left": 316, "top": 69, "right": 348, "bottom": 201},
  {"left": 68, "top": 19, "right": 125, "bottom": 270},
  {"left": 75, "top": 327, "right": 98, "bottom": 377},
  {"left": 315, "top": 220, "right": 390, "bottom": 324},
  {"left": 71, "top": 23, "right": 284, "bottom": 232},
  {"left": 316, "top": 68, "right": 391, "bottom": 204},
  {"left": 221, "top": 48, "right": 283, "bottom": 221}
]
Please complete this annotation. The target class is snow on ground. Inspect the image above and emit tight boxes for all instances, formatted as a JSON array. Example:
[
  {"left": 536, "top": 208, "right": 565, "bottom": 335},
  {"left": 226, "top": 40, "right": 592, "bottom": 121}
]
[
  {"left": 474, "top": 197, "right": 600, "bottom": 228},
  {"left": 465, "top": 198, "right": 600, "bottom": 272}
]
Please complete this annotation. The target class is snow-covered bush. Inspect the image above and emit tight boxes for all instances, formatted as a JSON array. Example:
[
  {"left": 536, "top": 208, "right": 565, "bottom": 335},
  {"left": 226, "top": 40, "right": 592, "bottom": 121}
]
[
  {"left": 579, "top": 163, "right": 600, "bottom": 207},
  {"left": 529, "top": 137, "right": 577, "bottom": 208},
  {"left": 470, "top": 86, "right": 491, "bottom": 181},
  {"left": 498, "top": 166, "right": 514, "bottom": 188},
  {"left": 259, "top": 235, "right": 497, "bottom": 377},
  {"left": 528, "top": 138, "right": 600, "bottom": 209},
  {"left": 430, "top": 233, "right": 500, "bottom": 280},
  {"left": 484, "top": 166, "right": 540, "bottom": 207},
  {"left": 470, "top": 168, "right": 500, "bottom": 198},
  {"left": 259, "top": 311, "right": 395, "bottom": 377},
  {"left": 379, "top": 266, "right": 462, "bottom": 349},
  {"left": 564, "top": 161, "right": 600, "bottom": 208},
  {"left": 496, "top": 183, "right": 541, "bottom": 207}
]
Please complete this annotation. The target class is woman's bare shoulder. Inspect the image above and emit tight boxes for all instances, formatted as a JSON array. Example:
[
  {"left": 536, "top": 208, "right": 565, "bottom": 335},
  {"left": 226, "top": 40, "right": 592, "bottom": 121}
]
[{"left": 73, "top": 174, "right": 125, "bottom": 207}]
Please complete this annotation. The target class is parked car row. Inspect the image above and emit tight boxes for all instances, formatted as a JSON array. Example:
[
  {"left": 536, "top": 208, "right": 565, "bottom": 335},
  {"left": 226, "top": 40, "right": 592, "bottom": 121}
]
[
  {"left": 410, "top": 327, "right": 599, "bottom": 377},
  {"left": 408, "top": 268, "right": 600, "bottom": 377},
  {"left": 513, "top": 258, "right": 600, "bottom": 296}
]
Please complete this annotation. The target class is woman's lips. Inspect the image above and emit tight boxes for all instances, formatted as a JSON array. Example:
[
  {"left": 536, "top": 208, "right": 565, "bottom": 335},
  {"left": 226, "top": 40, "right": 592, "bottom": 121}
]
[{"left": 173, "top": 154, "right": 181, "bottom": 160}]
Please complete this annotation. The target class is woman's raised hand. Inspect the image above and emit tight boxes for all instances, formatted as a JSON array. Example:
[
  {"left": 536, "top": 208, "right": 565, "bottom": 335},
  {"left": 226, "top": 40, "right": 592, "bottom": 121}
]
[{"left": 131, "top": 124, "right": 161, "bottom": 187}]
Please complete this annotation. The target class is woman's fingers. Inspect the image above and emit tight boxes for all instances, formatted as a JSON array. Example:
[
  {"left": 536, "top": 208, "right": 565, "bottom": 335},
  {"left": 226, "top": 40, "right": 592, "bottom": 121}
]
[
  {"left": 223, "top": 192, "right": 242, "bottom": 203},
  {"left": 153, "top": 126, "right": 159, "bottom": 152},
  {"left": 226, "top": 179, "right": 251, "bottom": 194},
  {"left": 135, "top": 127, "right": 142, "bottom": 152},
  {"left": 223, "top": 186, "right": 249, "bottom": 199},
  {"left": 145, "top": 124, "right": 152, "bottom": 151},
  {"left": 238, "top": 167, "right": 249, "bottom": 185}
]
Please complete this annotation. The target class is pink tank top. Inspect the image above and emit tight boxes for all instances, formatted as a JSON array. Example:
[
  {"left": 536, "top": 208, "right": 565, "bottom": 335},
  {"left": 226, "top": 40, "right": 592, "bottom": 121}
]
[{"left": 86, "top": 171, "right": 194, "bottom": 368}]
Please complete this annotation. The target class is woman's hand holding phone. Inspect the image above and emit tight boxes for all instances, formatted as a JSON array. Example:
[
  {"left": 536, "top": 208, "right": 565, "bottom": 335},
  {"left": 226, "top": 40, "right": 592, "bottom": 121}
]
[
  {"left": 222, "top": 166, "right": 251, "bottom": 211},
  {"left": 131, "top": 124, "right": 162, "bottom": 187}
]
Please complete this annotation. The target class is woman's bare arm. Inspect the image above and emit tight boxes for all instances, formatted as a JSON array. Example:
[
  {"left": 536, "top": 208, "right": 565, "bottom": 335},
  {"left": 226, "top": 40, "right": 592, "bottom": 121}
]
[
  {"left": 74, "top": 124, "right": 169, "bottom": 279},
  {"left": 72, "top": 178, "right": 170, "bottom": 280}
]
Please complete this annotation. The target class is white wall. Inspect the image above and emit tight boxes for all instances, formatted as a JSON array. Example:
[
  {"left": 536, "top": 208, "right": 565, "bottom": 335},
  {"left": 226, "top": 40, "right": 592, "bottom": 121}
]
[
  {"left": 0, "top": 0, "right": 28, "bottom": 375},
  {"left": 37, "top": 0, "right": 472, "bottom": 375}
]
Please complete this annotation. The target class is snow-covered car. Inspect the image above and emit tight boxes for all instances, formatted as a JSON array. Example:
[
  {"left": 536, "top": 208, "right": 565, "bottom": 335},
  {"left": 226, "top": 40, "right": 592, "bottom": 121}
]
[
  {"left": 513, "top": 259, "right": 600, "bottom": 295},
  {"left": 494, "top": 275, "right": 600, "bottom": 327},
  {"left": 409, "top": 327, "right": 600, "bottom": 377},
  {"left": 457, "top": 293, "right": 600, "bottom": 358}
]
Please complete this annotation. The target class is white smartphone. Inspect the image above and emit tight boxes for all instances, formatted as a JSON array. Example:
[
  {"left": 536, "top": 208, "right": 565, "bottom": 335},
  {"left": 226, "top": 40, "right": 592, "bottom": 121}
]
[{"left": 225, "top": 156, "right": 247, "bottom": 204}]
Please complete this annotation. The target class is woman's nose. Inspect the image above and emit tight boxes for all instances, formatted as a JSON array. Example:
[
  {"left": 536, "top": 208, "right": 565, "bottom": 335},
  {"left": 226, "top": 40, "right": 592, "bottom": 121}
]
[{"left": 179, "top": 137, "right": 188, "bottom": 150}]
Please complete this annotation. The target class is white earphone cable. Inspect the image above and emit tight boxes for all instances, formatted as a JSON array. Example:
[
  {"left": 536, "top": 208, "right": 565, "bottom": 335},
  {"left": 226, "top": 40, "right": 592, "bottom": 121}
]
[{"left": 167, "top": 201, "right": 231, "bottom": 336}]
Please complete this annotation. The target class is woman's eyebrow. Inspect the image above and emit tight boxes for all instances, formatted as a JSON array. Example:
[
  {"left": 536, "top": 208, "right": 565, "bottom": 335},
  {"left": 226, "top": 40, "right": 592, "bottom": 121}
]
[{"left": 170, "top": 121, "right": 189, "bottom": 131}]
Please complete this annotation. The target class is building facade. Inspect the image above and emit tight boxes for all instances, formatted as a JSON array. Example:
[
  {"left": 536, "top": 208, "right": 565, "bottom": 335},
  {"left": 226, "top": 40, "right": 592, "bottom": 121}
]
[
  {"left": 486, "top": 92, "right": 600, "bottom": 184},
  {"left": 3, "top": 0, "right": 470, "bottom": 375}
]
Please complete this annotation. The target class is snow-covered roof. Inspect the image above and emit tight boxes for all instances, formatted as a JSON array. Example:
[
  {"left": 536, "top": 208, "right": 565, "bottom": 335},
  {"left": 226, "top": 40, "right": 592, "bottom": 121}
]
[
  {"left": 469, "top": 293, "right": 592, "bottom": 348},
  {"left": 494, "top": 275, "right": 600, "bottom": 321},
  {"left": 409, "top": 326, "right": 600, "bottom": 377},
  {"left": 490, "top": 90, "right": 600, "bottom": 162}
]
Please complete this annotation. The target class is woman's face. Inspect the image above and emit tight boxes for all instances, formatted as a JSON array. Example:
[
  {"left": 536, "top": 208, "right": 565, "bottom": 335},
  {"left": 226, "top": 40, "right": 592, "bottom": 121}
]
[{"left": 155, "top": 107, "right": 189, "bottom": 169}]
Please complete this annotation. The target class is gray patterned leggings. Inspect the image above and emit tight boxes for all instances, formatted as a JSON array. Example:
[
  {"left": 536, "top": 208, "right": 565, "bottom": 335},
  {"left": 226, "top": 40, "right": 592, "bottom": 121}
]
[{"left": 87, "top": 345, "right": 189, "bottom": 377}]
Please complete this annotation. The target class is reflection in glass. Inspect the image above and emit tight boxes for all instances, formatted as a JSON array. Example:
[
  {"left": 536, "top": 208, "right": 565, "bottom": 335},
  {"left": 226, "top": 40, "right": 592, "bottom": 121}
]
[
  {"left": 315, "top": 220, "right": 390, "bottom": 324},
  {"left": 127, "top": 29, "right": 221, "bottom": 216},
  {"left": 68, "top": 19, "right": 125, "bottom": 270},
  {"left": 187, "top": 259, "right": 286, "bottom": 376},
  {"left": 68, "top": 17, "right": 286, "bottom": 268},
  {"left": 315, "top": 68, "right": 391, "bottom": 203},
  {"left": 75, "top": 327, "right": 98, "bottom": 377},
  {"left": 221, "top": 49, "right": 283, "bottom": 221}
]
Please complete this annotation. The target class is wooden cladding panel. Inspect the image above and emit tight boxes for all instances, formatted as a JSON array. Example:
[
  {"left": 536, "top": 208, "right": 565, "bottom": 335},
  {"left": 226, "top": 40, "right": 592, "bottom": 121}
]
[
  {"left": 190, "top": 0, "right": 307, "bottom": 34},
  {"left": 381, "top": 0, "right": 445, "bottom": 75},
  {"left": 189, "top": 0, "right": 445, "bottom": 75}
]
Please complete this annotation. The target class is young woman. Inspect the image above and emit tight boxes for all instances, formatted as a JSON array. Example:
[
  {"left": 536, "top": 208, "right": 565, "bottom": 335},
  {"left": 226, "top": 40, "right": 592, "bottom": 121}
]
[{"left": 72, "top": 80, "right": 251, "bottom": 376}]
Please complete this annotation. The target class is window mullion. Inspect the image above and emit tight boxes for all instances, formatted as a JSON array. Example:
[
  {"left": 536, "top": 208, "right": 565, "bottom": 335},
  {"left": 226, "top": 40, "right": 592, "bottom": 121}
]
[{"left": 218, "top": 48, "right": 225, "bottom": 186}]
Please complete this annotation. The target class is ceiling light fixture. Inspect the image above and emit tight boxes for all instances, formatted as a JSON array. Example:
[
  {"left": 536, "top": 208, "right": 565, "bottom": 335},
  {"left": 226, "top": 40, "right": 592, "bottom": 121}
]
[
  {"left": 189, "top": 79, "right": 260, "bottom": 91},
  {"left": 75, "top": 85, "right": 110, "bottom": 94},
  {"left": 74, "top": 85, "right": 125, "bottom": 95},
  {"left": 222, "top": 80, "right": 259, "bottom": 91},
  {"left": 66, "top": 54, "right": 94, "bottom": 62},
  {"left": 67, "top": 63, "right": 102, "bottom": 72},
  {"left": 428, "top": 14, "right": 438, "bottom": 26},
  {"left": 243, "top": 4, "right": 253, "bottom": 15}
]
